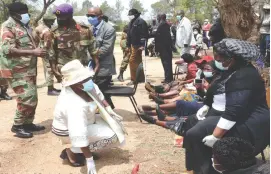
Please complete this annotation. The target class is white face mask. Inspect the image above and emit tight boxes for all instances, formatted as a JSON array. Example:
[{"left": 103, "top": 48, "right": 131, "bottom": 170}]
[
  {"left": 193, "top": 31, "right": 198, "bottom": 35},
  {"left": 203, "top": 71, "right": 213, "bottom": 78},
  {"left": 215, "top": 60, "right": 229, "bottom": 71},
  {"left": 211, "top": 158, "right": 226, "bottom": 174},
  {"left": 20, "top": 13, "right": 30, "bottom": 25},
  {"left": 128, "top": 15, "right": 135, "bottom": 20}
]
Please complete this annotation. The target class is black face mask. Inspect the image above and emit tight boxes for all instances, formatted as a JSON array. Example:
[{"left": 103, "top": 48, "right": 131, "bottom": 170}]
[{"left": 57, "top": 19, "right": 70, "bottom": 26}]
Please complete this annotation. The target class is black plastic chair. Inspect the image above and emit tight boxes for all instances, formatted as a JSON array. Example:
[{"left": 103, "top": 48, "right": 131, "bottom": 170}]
[{"left": 103, "top": 63, "right": 143, "bottom": 122}]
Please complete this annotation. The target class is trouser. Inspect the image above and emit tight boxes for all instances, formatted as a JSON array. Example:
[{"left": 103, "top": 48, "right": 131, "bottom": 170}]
[
  {"left": 180, "top": 46, "right": 191, "bottom": 56},
  {"left": 94, "top": 76, "right": 114, "bottom": 109},
  {"left": 184, "top": 111, "right": 253, "bottom": 174},
  {"left": 9, "top": 76, "right": 38, "bottom": 125},
  {"left": 159, "top": 48, "right": 173, "bottom": 83},
  {"left": 130, "top": 45, "right": 143, "bottom": 82},
  {"left": 42, "top": 58, "right": 54, "bottom": 87},
  {"left": 120, "top": 49, "right": 131, "bottom": 72}
]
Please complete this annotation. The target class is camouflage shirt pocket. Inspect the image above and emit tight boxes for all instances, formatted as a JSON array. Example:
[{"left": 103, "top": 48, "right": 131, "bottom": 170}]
[{"left": 17, "top": 34, "right": 31, "bottom": 48}]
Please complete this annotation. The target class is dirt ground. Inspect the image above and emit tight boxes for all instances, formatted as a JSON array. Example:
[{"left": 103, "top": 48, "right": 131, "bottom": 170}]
[{"left": 0, "top": 44, "right": 190, "bottom": 174}]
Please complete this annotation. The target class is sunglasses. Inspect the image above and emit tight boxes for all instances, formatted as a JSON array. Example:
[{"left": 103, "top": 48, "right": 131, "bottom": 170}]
[{"left": 86, "top": 14, "right": 97, "bottom": 18}]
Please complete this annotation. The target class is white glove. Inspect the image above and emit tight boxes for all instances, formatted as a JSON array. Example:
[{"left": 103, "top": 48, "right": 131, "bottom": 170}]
[
  {"left": 202, "top": 135, "right": 220, "bottom": 148},
  {"left": 195, "top": 69, "right": 203, "bottom": 79},
  {"left": 196, "top": 105, "right": 209, "bottom": 120},
  {"left": 87, "top": 157, "right": 97, "bottom": 174},
  {"left": 106, "top": 106, "right": 123, "bottom": 121}
]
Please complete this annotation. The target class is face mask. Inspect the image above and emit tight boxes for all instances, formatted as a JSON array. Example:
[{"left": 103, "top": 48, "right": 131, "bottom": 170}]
[
  {"left": 128, "top": 15, "right": 135, "bottom": 20},
  {"left": 88, "top": 16, "right": 100, "bottom": 27},
  {"left": 20, "top": 13, "right": 30, "bottom": 25},
  {"left": 215, "top": 60, "right": 229, "bottom": 71},
  {"left": 193, "top": 31, "right": 198, "bottom": 35},
  {"left": 203, "top": 71, "right": 213, "bottom": 78},
  {"left": 176, "top": 15, "right": 182, "bottom": 21},
  {"left": 211, "top": 158, "right": 226, "bottom": 174},
  {"left": 82, "top": 79, "right": 95, "bottom": 92}
]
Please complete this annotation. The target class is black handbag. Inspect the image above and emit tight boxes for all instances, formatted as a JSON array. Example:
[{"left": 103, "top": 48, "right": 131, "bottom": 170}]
[{"left": 169, "top": 117, "right": 187, "bottom": 136}]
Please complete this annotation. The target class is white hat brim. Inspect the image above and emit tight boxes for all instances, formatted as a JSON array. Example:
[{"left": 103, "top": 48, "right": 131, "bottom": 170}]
[{"left": 62, "top": 68, "right": 94, "bottom": 87}]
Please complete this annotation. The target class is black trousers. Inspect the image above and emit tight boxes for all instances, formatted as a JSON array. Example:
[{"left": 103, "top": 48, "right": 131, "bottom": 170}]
[
  {"left": 94, "top": 76, "right": 115, "bottom": 109},
  {"left": 159, "top": 48, "right": 173, "bottom": 83},
  {"left": 184, "top": 109, "right": 253, "bottom": 174}
]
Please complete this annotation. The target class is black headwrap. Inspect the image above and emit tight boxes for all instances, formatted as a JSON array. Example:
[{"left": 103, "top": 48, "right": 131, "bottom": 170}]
[{"left": 7, "top": 2, "right": 28, "bottom": 13}]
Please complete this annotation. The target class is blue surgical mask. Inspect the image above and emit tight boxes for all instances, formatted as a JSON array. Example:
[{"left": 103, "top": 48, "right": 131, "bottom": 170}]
[
  {"left": 215, "top": 60, "right": 228, "bottom": 71},
  {"left": 88, "top": 16, "right": 100, "bottom": 27},
  {"left": 83, "top": 79, "right": 95, "bottom": 91},
  {"left": 20, "top": 13, "right": 30, "bottom": 25},
  {"left": 203, "top": 71, "right": 213, "bottom": 78},
  {"left": 176, "top": 15, "right": 182, "bottom": 21}
]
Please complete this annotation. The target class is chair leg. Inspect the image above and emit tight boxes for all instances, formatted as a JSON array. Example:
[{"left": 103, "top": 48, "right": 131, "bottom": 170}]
[
  {"left": 129, "top": 96, "right": 142, "bottom": 122},
  {"left": 174, "top": 66, "right": 178, "bottom": 80},
  {"left": 131, "top": 96, "right": 138, "bottom": 105},
  {"left": 261, "top": 151, "right": 266, "bottom": 162}
]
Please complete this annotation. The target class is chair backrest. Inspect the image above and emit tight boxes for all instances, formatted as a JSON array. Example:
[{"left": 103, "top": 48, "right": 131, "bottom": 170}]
[{"left": 133, "top": 62, "right": 144, "bottom": 93}]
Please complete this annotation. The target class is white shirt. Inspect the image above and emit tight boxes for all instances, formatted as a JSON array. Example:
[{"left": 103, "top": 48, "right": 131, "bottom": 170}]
[
  {"left": 176, "top": 17, "right": 193, "bottom": 47},
  {"left": 212, "top": 93, "right": 226, "bottom": 111},
  {"left": 52, "top": 84, "right": 105, "bottom": 147}
]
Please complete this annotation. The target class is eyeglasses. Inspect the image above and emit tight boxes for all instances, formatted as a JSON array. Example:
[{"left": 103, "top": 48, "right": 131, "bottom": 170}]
[{"left": 86, "top": 14, "right": 97, "bottom": 18}]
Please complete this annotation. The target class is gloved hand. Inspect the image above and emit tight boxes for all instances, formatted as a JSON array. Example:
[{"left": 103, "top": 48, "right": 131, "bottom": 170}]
[
  {"left": 196, "top": 105, "right": 210, "bottom": 120},
  {"left": 202, "top": 135, "right": 220, "bottom": 147},
  {"left": 87, "top": 157, "right": 97, "bottom": 174},
  {"left": 105, "top": 106, "right": 123, "bottom": 121}
]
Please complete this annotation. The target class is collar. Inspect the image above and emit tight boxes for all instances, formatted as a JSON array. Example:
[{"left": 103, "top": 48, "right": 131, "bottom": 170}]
[{"left": 95, "top": 20, "right": 104, "bottom": 31}]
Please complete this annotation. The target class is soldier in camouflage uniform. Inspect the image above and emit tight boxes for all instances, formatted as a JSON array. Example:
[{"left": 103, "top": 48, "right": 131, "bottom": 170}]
[
  {"left": 117, "top": 25, "right": 131, "bottom": 82},
  {"left": 50, "top": 4, "right": 99, "bottom": 77},
  {"left": 0, "top": 2, "right": 47, "bottom": 138},
  {"left": 33, "top": 15, "right": 61, "bottom": 96}
]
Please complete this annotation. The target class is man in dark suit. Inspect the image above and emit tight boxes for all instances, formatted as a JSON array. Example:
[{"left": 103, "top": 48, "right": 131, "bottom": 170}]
[
  {"left": 155, "top": 14, "right": 173, "bottom": 83},
  {"left": 87, "top": 7, "right": 116, "bottom": 108}
]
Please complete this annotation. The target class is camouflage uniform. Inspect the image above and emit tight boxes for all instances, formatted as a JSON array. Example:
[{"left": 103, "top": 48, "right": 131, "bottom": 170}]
[
  {"left": 0, "top": 17, "right": 38, "bottom": 125},
  {"left": 51, "top": 20, "right": 97, "bottom": 68},
  {"left": 33, "top": 20, "right": 54, "bottom": 86},
  {"left": 120, "top": 32, "right": 131, "bottom": 72}
]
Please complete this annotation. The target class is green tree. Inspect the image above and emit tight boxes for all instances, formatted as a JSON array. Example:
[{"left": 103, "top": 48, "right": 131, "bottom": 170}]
[
  {"left": 81, "top": 0, "right": 93, "bottom": 15},
  {"left": 151, "top": 0, "right": 171, "bottom": 16},
  {"left": 115, "top": 0, "right": 124, "bottom": 22},
  {"left": 100, "top": 0, "right": 118, "bottom": 22},
  {"left": 129, "top": 0, "right": 146, "bottom": 14}
]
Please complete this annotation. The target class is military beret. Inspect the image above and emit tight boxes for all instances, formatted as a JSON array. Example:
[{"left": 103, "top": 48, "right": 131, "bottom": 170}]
[
  {"left": 43, "top": 15, "right": 56, "bottom": 20},
  {"left": 128, "top": 9, "right": 140, "bottom": 16},
  {"left": 53, "top": 3, "right": 73, "bottom": 16},
  {"left": 7, "top": 2, "right": 28, "bottom": 13}
]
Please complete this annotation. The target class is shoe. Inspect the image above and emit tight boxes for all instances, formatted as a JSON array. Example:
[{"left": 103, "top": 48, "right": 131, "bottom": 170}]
[
  {"left": 149, "top": 93, "right": 164, "bottom": 104},
  {"left": 24, "top": 124, "right": 45, "bottom": 132},
  {"left": 117, "top": 70, "right": 124, "bottom": 82},
  {"left": 126, "top": 81, "right": 135, "bottom": 86},
  {"left": 11, "top": 125, "right": 33, "bottom": 138},
  {"left": 76, "top": 152, "right": 99, "bottom": 161},
  {"left": 156, "top": 105, "right": 166, "bottom": 121},
  {"left": 0, "top": 93, "right": 12, "bottom": 100},
  {"left": 145, "top": 82, "right": 155, "bottom": 93},
  {"left": 60, "top": 149, "right": 85, "bottom": 167},
  {"left": 139, "top": 113, "right": 156, "bottom": 124},
  {"left": 48, "top": 89, "right": 60, "bottom": 96}
]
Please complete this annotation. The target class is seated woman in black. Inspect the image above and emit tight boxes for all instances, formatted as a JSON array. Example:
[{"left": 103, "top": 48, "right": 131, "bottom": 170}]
[{"left": 184, "top": 39, "right": 270, "bottom": 174}]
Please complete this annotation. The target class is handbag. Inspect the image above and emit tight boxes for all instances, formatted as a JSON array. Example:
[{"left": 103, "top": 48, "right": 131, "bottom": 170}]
[{"left": 169, "top": 117, "right": 187, "bottom": 136}]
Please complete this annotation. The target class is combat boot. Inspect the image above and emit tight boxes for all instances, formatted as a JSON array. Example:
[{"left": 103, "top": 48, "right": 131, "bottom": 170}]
[{"left": 117, "top": 70, "right": 124, "bottom": 82}]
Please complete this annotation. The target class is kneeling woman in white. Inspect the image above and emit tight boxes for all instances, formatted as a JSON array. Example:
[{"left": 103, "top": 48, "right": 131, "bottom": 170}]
[{"left": 52, "top": 60, "right": 125, "bottom": 174}]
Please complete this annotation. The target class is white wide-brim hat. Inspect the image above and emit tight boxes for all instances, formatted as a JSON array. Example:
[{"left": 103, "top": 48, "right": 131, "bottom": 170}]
[{"left": 61, "top": 59, "right": 94, "bottom": 87}]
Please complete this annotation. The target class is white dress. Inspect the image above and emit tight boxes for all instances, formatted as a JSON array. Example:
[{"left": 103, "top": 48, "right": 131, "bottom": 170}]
[{"left": 52, "top": 84, "right": 119, "bottom": 153}]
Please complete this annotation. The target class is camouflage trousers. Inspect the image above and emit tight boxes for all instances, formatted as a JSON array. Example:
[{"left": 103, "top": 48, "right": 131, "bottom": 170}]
[
  {"left": 42, "top": 58, "right": 54, "bottom": 87},
  {"left": 120, "top": 49, "right": 131, "bottom": 72},
  {"left": 9, "top": 76, "right": 38, "bottom": 125},
  {"left": 0, "top": 78, "right": 8, "bottom": 88},
  {"left": 130, "top": 46, "right": 143, "bottom": 82}
]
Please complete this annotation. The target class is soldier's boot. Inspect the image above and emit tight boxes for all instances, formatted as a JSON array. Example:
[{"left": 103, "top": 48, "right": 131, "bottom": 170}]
[
  {"left": 48, "top": 86, "right": 61, "bottom": 96},
  {"left": 11, "top": 125, "right": 33, "bottom": 138},
  {"left": 0, "top": 87, "right": 12, "bottom": 100},
  {"left": 117, "top": 70, "right": 124, "bottom": 82}
]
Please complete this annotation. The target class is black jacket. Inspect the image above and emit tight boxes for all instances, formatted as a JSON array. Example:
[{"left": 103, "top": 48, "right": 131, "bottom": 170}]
[
  {"left": 127, "top": 16, "right": 148, "bottom": 47},
  {"left": 155, "top": 21, "right": 172, "bottom": 52}
]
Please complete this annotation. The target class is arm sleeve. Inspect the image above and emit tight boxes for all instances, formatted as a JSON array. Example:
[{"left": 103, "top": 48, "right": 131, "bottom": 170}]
[
  {"left": 141, "top": 20, "right": 149, "bottom": 39},
  {"left": 97, "top": 28, "right": 116, "bottom": 60},
  {"left": 93, "top": 83, "right": 105, "bottom": 101},
  {"left": 87, "top": 30, "right": 98, "bottom": 58},
  {"left": 184, "top": 21, "right": 192, "bottom": 45},
  {"left": 67, "top": 105, "right": 89, "bottom": 147},
  {"left": 1, "top": 27, "right": 16, "bottom": 55},
  {"left": 221, "top": 90, "right": 251, "bottom": 122},
  {"left": 203, "top": 89, "right": 214, "bottom": 107}
]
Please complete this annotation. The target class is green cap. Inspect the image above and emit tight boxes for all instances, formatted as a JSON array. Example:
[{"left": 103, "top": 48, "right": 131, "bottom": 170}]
[{"left": 43, "top": 15, "right": 56, "bottom": 20}]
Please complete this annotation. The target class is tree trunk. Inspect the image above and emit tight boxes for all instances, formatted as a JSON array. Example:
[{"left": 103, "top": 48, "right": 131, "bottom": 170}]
[
  {"left": 33, "top": 8, "right": 47, "bottom": 26},
  {"left": 217, "top": 0, "right": 261, "bottom": 43}
]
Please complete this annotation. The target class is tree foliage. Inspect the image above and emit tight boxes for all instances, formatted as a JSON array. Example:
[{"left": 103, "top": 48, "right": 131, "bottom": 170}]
[
  {"left": 115, "top": 0, "right": 124, "bottom": 22},
  {"left": 129, "top": 0, "right": 146, "bottom": 14}
]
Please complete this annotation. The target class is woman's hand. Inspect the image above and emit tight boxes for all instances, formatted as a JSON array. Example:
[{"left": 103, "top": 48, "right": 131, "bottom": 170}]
[{"left": 196, "top": 105, "right": 209, "bottom": 120}]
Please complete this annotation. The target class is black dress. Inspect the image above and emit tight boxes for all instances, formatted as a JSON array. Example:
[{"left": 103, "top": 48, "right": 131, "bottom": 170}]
[{"left": 184, "top": 63, "right": 270, "bottom": 174}]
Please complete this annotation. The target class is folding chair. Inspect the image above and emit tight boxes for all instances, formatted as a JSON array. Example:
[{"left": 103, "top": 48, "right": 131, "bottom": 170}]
[{"left": 103, "top": 63, "right": 144, "bottom": 122}]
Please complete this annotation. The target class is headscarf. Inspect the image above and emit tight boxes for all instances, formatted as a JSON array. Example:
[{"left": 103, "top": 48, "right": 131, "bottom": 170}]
[{"left": 214, "top": 38, "right": 261, "bottom": 62}]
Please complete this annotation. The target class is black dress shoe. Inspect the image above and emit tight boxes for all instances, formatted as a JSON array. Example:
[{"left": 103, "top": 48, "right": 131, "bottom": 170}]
[
  {"left": 24, "top": 124, "right": 45, "bottom": 132},
  {"left": 60, "top": 149, "right": 85, "bottom": 167},
  {"left": 11, "top": 125, "right": 33, "bottom": 138},
  {"left": 0, "top": 93, "right": 12, "bottom": 100},
  {"left": 156, "top": 105, "right": 166, "bottom": 121},
  {"left": 139, "top": 113, "right": 156, "bottom": 124}
]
